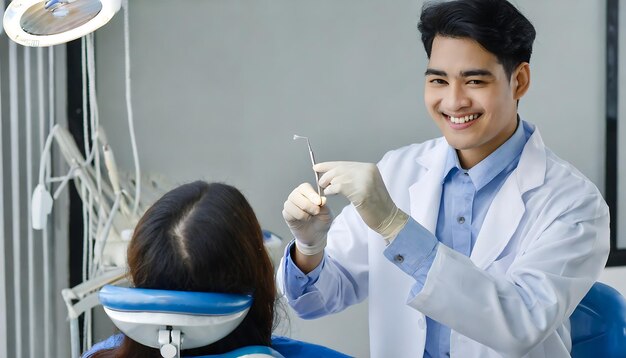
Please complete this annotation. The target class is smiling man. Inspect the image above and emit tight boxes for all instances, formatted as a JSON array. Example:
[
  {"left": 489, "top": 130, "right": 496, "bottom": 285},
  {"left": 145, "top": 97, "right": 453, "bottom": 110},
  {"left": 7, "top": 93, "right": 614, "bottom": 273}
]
[
  {"left": 424, "top": 35, "right": 527, "bottom": 169},
  {"left": 277, "top": 1, "right": 610, "bottom": 357}
]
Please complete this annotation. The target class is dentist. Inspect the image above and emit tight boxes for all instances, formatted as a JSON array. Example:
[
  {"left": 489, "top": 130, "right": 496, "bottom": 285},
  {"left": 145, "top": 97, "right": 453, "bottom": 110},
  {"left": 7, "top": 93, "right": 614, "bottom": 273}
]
[{"left": 278, "top": 0, "right": 610, "bottom": 357}]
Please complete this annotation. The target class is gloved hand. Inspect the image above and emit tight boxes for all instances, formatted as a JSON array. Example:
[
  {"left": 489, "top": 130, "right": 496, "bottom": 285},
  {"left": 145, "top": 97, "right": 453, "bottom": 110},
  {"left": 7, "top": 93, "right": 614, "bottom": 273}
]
[
  {"left": 282, "top": 183, "right": 333, "bottom": 255},
  {"left": 315, "top": 161, "right": 409, "bottom": 241}
]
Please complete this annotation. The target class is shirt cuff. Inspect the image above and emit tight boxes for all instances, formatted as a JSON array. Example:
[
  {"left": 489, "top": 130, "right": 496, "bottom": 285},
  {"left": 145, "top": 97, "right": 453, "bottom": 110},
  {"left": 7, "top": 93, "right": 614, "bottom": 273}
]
[
  {"left": 283, "top": 241, "right": 325, "bottom": 299},
  {"left": 383, "top": 218, "right": 438, "bottom": 296}
]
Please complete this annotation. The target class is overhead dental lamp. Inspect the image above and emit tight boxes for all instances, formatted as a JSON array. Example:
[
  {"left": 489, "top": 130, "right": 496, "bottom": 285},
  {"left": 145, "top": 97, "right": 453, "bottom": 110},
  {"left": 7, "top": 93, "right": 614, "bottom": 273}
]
[{"left": 3, "top": 0, "right": 121, "bottom": 47}]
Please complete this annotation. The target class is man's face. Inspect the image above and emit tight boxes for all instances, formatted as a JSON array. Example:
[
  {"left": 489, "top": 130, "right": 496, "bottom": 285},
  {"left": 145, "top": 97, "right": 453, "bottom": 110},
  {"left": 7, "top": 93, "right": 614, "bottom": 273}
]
[{"left": 424, "top": 36, "right": 526, "bottom": 168}]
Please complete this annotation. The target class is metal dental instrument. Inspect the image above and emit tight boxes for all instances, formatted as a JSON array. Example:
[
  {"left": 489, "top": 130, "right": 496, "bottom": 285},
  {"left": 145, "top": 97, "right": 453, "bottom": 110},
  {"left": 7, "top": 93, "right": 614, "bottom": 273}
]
[{"left": 293, "top": 135, "right": 322, "bottom": 200}]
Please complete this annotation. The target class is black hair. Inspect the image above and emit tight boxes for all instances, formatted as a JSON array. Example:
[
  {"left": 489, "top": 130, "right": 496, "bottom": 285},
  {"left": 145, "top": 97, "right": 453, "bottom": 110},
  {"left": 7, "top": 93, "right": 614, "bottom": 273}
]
[
  {"left": 89, "top": 181, "right": 277, "bottom": 358},
  {"left": 418, "top": 0, "right": 536, "bottom": 78}
]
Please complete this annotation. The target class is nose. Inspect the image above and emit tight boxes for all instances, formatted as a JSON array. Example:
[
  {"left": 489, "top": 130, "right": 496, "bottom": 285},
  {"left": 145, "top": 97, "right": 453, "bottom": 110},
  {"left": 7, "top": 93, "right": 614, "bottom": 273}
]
[{"left": 442, "top": 83, "right": 471, "bottom": 112}]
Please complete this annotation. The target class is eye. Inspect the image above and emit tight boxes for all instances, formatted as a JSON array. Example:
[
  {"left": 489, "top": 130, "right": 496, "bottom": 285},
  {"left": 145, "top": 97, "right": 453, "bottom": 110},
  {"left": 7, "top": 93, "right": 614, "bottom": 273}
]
[
  {"left": 467, "top": 79, "right": 484, "bottom": 85},
  {"left": 429, "top": 78, "right": 447, "bottom": 85}
]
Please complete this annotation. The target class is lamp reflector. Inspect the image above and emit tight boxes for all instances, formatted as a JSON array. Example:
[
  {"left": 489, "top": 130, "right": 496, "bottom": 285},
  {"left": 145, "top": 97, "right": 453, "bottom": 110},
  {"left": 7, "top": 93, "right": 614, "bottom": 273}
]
[
  {"left": 3, "top": 0, "right": 121, "bottom": 47},
  {"left": 20, "top": 0, "right": 102, "bottom": 36}
]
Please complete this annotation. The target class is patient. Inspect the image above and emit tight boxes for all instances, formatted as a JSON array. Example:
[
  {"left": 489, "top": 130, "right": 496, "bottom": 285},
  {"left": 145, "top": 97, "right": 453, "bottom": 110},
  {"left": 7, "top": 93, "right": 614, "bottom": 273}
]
[{"left": 84, "top": 181, "right": 349, "bottom": 357}]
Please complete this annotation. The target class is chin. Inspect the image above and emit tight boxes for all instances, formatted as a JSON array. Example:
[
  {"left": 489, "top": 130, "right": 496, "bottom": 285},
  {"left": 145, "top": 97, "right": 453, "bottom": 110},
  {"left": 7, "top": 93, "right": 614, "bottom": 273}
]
[{"left": 443, "top": 136, "right": 476, "bottom": 151}]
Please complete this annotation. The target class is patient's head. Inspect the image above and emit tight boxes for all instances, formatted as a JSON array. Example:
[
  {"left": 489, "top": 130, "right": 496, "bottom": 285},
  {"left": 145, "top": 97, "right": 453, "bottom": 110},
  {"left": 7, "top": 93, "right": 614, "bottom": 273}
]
[{"left": 93, "top": 181, "right": 276, "bottom": 357}]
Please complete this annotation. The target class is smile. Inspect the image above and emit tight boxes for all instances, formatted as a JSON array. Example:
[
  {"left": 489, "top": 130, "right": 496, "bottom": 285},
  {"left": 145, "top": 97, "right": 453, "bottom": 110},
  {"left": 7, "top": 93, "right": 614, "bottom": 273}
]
[{"left": 445, "top": 113, "right": 482, "bottom": 124}]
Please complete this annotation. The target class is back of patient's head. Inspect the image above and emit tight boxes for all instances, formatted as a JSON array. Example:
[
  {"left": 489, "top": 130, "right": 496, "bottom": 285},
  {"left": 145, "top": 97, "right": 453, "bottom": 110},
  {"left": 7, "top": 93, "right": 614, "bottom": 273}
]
[
  {"left": 92, "top": 181, "right": 276, "bottom": 358},
  {"left": 418, "top": 0, "right": 536, "bottom": 78}
]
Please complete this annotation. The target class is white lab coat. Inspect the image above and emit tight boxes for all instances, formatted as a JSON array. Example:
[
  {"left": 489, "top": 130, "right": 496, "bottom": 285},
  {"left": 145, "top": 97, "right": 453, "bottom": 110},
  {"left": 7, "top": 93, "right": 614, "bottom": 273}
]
[{"left": 278, "top": 124, "right": 610, "bottom": 358}]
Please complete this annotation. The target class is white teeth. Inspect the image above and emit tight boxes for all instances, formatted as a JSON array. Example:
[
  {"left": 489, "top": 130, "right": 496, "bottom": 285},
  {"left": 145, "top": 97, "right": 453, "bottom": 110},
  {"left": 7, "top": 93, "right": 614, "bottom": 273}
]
[{"left": 449, "top": 114, "right": 479, "bottom": 124}]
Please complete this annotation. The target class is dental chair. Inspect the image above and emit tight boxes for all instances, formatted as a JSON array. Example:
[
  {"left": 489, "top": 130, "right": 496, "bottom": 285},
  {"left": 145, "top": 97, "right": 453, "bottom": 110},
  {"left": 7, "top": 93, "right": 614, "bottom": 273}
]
[
  {"left": 99, "top": 285, "right": 284, "bottom": 358},
  {"left": 570, "top": 282, "right": 626, "bottom": 358},
  {"left": 81, "top": 230, "right": 285, "bottom": 358}
]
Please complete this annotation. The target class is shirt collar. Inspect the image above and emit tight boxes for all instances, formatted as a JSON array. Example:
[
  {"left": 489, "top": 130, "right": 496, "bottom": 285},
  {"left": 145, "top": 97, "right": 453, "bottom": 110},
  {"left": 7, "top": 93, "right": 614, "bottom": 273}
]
[
  {"left": 441, "top": 119, "right": 527, "bottom": 190},
  {"left": 442, "top": 144, "right": 460, "bottom": 183}
]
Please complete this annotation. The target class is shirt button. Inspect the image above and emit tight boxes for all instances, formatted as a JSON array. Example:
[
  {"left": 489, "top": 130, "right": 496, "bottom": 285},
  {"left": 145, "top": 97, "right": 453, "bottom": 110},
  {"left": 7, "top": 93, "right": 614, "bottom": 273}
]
[
  {"left": 394, "top": 254, "right": 404, "bottom": 263},
  {"left": 457, "top": 216, "right": 465, "bottom": 224}
]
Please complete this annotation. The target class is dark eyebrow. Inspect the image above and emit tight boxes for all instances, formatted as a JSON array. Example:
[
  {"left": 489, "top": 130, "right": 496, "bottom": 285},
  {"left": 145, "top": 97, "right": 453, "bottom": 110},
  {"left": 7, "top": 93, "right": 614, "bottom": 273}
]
[
  {"left": 460, "top": 69, "right": 494, "bottom": 77},
  {"left": 425, "top": 68, "right": 494, "bottom": 78},
  {"left": 425, "top": 68, "right": 446, "bottom": 77}
]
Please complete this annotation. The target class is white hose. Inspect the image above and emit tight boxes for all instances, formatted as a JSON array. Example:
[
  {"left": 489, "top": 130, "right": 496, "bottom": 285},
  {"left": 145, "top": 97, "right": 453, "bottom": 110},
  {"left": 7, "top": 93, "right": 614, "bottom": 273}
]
[
  {"left": 44, "top": 46, "right": 55, "bottom": 357},
  {"left": 70, "top": 317, "right": 80, "bottom": 358},
  {"left": 85, "top": 35, "right": 106, "bottom": 291},
  {"left": 123, "top": 0, "right": 141, "bottom": 215},
  {"left": 82, "top": 37, "right": 90, "bottom": 160},
  {"left": 0, "top": 6, "right": 8, "bottom": 358},
  {"left": 93, "top": 192, "right": 122, "bottom": 274},
  {"left": 37, "top": 45, "right": 51, "bottom": 358},
  {"left": 86, "top": 34, "right": 102, "bottom": 201},
  {"left": 24, "top": 45, "right": 37, "bottom": 358},
  {"left": 9, "top": 39, "right": 23, "bottom": 358}
]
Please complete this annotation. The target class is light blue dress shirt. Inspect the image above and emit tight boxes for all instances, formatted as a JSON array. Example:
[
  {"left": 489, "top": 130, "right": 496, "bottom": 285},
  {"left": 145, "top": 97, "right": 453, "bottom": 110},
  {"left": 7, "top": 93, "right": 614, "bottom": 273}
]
[{"left": 284, "top": 120, "right": 532, "bottom": 357}]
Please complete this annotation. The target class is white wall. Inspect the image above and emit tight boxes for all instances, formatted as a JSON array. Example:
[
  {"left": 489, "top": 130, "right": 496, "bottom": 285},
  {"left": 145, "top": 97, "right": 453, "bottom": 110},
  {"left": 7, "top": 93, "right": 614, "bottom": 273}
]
[{"left": 92, "top": 0, "right": 624, "bottom": 356}]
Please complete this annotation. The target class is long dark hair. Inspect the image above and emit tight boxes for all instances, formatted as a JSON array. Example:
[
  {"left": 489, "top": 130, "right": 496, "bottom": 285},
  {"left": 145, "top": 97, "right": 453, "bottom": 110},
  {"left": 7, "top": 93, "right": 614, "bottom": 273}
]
[{"left": 90, "top": 181, "right": 277, "bottom": 357}]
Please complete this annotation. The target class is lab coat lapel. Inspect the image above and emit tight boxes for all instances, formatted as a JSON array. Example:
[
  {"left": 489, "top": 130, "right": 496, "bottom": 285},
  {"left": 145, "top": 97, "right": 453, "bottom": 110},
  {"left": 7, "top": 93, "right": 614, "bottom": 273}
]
[
  {"left": 470, "top": 176, "right": 525, "bottom": 269},
  {"left": 470, "top": 126, "right": 547, "bottom": 269},
  {"left": 408, "top": 140, "right": 448, "bottom": 234}
]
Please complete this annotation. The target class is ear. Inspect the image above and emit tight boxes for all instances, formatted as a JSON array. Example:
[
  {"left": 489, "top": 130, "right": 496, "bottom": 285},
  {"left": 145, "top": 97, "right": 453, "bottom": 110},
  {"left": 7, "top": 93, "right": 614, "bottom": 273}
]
[{"left": 511, "top": 62, "right": 530, "bottom": 100}]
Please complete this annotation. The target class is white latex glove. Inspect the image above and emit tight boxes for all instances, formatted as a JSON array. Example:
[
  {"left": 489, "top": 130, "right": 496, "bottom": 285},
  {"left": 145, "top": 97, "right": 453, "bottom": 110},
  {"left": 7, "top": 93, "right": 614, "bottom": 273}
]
[
  {"left": 315, "top": 161, "right": 409, "bottom": 241},
  {"left": 282, "top": 183, "right": 332, "bottom": 255}
]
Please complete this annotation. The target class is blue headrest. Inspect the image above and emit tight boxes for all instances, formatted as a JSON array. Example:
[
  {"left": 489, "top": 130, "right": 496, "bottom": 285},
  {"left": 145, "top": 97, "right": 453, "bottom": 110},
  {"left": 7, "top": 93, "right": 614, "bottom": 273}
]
[
  {"left": 262, "top": 230, "right": 272, "bottom": 240},
  {"left": 99, "top": 285, "right": 252, "bottom": 315},
  {"left": 99, "top": 285, "right": 254, "bottom": 351}
]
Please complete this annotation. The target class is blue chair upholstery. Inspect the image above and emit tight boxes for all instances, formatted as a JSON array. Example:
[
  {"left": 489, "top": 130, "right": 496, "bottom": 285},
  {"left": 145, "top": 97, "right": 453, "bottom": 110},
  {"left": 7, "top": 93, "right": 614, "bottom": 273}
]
[
  {"left": 570, "top": 282, "right": 626, "bottom": 358},
  {"left": 190, "top": 345, "right": 281, "bottom": 358}
]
